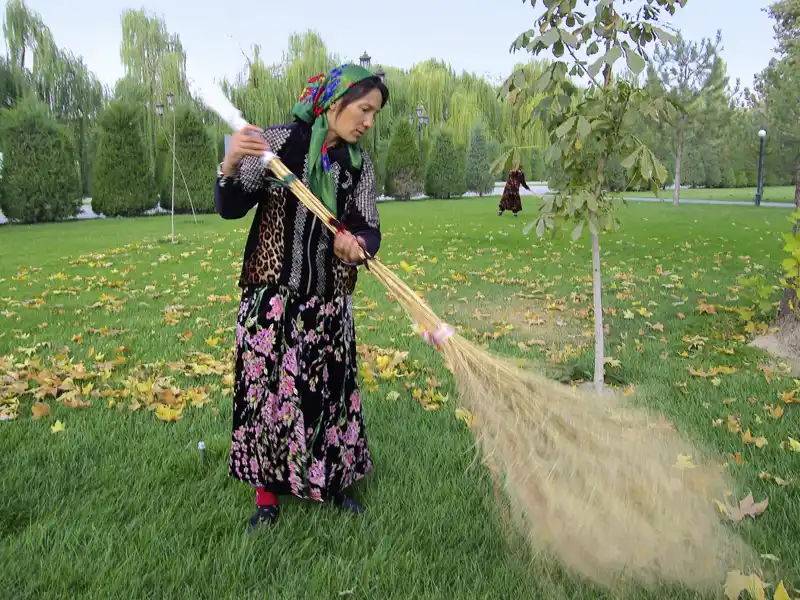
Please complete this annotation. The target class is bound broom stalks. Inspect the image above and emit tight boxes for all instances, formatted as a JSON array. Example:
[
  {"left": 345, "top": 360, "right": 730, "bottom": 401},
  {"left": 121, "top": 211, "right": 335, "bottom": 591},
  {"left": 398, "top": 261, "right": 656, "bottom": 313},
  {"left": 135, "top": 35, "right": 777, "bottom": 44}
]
[{"left": 205, "top": 91, "right": 750, "bottom": 592}]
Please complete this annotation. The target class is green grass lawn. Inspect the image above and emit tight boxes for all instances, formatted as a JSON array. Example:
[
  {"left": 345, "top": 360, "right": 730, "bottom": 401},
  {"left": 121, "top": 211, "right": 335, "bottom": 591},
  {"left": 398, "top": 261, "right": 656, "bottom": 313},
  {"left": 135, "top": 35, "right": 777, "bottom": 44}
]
[
  {"left": 2, "top": 196, "right": 799, "bottom": 599},
  {"left": 622, "top": 185, "right": 797, "bottom": 203}
]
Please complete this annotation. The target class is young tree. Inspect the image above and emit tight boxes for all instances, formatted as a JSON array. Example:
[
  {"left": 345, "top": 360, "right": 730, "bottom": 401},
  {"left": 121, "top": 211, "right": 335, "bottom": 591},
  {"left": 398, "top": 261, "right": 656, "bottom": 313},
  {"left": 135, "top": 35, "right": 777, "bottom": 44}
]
[
  {"left": 0, "top": 99, "right": 81, "bottom": 223},
  {"left": 92, "top": 100, "right": 157, "bottom": 217},
  {"left": 385, "top": 119, "right": 423, "bottom": 200},
  {"left": 760, "top": 0, "right": 800, "bottom": 346},
  {"left": 465, "top": 123, "right": 495, "bottom": 196},
  {"left": 425, "top": 128, "right": 466, "bottom": 199},
  {"left": 499, "top": 0, "right": 679, "bottom": 392},
  {"left": 653, "top": 30, "right": 726, "bottom": 204}
]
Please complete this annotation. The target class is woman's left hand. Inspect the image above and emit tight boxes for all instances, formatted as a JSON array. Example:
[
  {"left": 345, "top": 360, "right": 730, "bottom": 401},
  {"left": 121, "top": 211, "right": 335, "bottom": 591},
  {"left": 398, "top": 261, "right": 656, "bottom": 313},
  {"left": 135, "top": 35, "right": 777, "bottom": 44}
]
[{"left": 334, "top": 231, "right": 365, "bottom": 264}]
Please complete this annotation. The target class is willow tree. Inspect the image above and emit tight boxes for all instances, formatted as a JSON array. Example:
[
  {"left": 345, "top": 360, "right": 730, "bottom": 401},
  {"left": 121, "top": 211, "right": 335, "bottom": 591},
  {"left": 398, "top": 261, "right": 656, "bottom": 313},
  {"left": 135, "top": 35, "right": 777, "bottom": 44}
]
[
  {"left": 220, "top": 30, "right": 551, "bottom": 163},
  {"left": 120, "top": 9, "right": 188, "bottom": 170},
  {"left": 3, "top": 0, "right": 106, "bottom": 195},
  {"left": 500, "top": 0, "right": 680, "bottom": 392}
]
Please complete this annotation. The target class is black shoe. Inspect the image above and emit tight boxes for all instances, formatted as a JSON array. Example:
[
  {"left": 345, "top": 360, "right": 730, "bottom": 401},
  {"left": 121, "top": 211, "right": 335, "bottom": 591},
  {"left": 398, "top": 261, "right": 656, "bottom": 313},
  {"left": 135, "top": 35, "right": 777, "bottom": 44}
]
[
  {"left": 247, "top": 505, "right": 280, "bottom": 534},
  {"left": 498, "top": 211, "right": 503, "bottom": 216},
  {"left": 332, "top": 493, "right": 365, "bottom": 515}
]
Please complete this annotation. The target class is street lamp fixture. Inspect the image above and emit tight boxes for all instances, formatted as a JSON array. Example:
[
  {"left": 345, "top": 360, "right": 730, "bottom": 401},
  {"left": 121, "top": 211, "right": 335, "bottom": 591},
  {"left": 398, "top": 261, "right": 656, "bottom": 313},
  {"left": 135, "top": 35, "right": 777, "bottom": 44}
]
[
  {"left": 359, "top": 51, "right": 371, "bottom": 70},
  {"left": 375, "top": 67, "right": 386, "bottom": 84},
  {"left": 156, "top": 103, "right": 164, "bottom": 117},
  {"left": 410, "top": 103, "right": 428, "bottom": 153},
  {"left": 755, "top": 129, "right": 767, "bottom": 206}
]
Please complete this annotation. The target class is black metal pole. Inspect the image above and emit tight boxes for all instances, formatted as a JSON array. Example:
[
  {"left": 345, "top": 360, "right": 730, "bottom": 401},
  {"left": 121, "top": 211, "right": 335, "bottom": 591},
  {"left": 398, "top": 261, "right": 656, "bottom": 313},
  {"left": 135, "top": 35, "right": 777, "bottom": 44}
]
[
  {"left": 418, "top": 121, "right": 422, "bottom": 153},
  {"left": 755, "top": 136, "right": 765, "bottom": 206}
]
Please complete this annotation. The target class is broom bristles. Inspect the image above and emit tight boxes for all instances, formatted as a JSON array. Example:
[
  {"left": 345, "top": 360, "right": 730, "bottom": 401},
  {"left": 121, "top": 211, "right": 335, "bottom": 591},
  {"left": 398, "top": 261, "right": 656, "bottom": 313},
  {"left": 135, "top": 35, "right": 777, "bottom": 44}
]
[{"left": 268, "top": 155, "right": 750, "bottom": 590}]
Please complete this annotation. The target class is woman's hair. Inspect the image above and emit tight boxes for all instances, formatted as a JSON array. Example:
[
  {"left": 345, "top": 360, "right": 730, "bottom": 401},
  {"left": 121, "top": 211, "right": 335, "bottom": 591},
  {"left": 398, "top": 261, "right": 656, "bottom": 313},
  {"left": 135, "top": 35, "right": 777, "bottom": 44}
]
[{"left": 335, "top": 76, "right": 389, "bottom": 113}]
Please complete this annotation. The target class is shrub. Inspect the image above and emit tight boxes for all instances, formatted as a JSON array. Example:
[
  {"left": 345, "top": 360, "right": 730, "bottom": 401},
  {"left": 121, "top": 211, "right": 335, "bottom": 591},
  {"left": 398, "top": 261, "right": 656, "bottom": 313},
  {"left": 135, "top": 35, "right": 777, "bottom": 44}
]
[
  {"left": 385, "top": 119, "right": 422, "bottom": 200},
  {"left": 169, "top": 106, "right": 216, "bottom": 213},
  {"left": 92, "top": 101, "right": 157, "bottom": 217},
  {"left": 0, "top": 100, "right": 81, "bottom": 223},
  {"left": 465, "top": 123, "right": 494, "bottom": 196},
  {"left": 425, "top": 128, "right": 466, "bottom": 199}
]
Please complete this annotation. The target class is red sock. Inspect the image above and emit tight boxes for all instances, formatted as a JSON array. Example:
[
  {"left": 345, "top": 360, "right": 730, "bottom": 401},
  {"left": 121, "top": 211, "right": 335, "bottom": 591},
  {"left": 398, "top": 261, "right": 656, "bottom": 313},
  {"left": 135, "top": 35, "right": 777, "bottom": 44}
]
[{"left": 256, "top": 487, "right": 278, "bottom": 507}]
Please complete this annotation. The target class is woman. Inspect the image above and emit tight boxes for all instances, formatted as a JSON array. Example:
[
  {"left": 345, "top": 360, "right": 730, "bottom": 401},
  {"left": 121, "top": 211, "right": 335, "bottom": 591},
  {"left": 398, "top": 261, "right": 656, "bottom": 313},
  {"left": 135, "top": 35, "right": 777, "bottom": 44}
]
[
  {"left": 498, "top": 166, "right": 531, "bottom": 217},
  {"left": 214, "top": 63, "right": 389, "bottom": 532}
]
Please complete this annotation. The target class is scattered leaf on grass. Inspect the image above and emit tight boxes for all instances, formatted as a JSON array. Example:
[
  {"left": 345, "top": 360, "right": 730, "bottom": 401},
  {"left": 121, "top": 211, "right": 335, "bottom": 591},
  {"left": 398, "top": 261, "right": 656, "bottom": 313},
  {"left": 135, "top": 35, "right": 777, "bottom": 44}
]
[
  {"left": 723, "top": 570, "right": 766, "bottom": 600},
  {"left": 50, "top": 420, "right": 66, "bottom": 434},
  {"left": 455, "top": 408, "right": 474, "bottom": 428},
  {"left": 715, "top": 493, "right": 768, "bottom": 522},
  {"left": 155, "top": 404, "right": 183, "bottom": 422},
  {"left": 31, "top": 402, "right": 50, "bottom": 420},
  {"left": 742, "top": 430, "right": 768, "bottom": 449}
]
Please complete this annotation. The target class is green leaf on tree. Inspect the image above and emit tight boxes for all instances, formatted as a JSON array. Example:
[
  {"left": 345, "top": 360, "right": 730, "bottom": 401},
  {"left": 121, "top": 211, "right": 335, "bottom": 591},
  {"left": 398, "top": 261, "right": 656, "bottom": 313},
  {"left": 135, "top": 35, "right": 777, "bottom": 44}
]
[
  {"left": 625, "top": 50, "right": 647, "bottom": 74},
  {"left": 571, "top": 220, "right": 585, "bottom": 241}
]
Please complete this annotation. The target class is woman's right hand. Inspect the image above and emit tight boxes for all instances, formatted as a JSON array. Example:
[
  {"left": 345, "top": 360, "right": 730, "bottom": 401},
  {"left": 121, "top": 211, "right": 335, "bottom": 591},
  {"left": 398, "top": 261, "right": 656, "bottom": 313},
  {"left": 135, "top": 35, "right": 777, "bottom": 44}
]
[{"left": 221, "top": 125, "right": 271, "bottom": 176}]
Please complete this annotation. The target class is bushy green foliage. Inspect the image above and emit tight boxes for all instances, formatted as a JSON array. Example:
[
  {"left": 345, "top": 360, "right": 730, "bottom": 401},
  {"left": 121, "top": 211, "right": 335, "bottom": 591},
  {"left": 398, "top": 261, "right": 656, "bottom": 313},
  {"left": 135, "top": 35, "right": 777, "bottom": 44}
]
[
  {"left": 425, "top": 128, "right": 466, "bottom": 199},
  {"left": 0, "top": 99, "right": 82, "bottom": 223},
  {"left": 92, "top": 100, "right": 157, "bottom": 217},
  {"left": 465, "top": 123, "right": 494, "bottom": 196},
  {"left": 385, "top": 119, "right": 422, "bottom": 200},
  {"left": 529, "top": 147, "right": 548, "bottom": 182},
  {"left": 169, "top": 106, "right": 217, "bottom": 213},
  {"left": 721, "top": 166, "right": 737, "bottom": 188}
]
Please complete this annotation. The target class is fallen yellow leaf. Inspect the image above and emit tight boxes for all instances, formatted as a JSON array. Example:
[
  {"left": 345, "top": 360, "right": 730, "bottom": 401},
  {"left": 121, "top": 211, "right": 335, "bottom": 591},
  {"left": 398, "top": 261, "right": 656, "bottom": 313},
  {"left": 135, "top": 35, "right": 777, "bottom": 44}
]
[
  {"left": 774, "top": 581, "right": 790, "bottom": 600},
  {"left": 723, "top": 570, "right": 766, "bottom": 600},
  {"left": 51, "top": 420, "right": 66, "bottom": 434},
  {"left": 31, "top": 402, "right": 50, "bottom": 420},
  {"left": 455, "top": 408, "right": 474, "bottom": 428},
  {"left": 155, "top": 404, "right": 183, "bottom": 423}
]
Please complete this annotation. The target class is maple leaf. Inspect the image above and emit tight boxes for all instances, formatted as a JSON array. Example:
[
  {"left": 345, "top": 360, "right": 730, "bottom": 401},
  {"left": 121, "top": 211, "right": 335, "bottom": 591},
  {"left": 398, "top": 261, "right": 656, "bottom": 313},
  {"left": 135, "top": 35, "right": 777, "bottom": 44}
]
[
  {"left": 742, "top": 430, "right": 768, "bottom": 449},
  {"left": 727, "top": 415, "right": 742, "bottom": 434},
  {"left": 31, "top": 402, "right": 50, "bottom": 420},
  {"left": 50, "top": 420, "right": 66, "bottom": 434},
  {"left": 155, "top": 404, "right": 183, "bottom": 422},
  {"left": 385, "top": 391, "right": 400, "bottom": 402},
  {"left": 455, "top": 408, "right": 475, "bottom": 428},
  {"left": 673, "top": 454, "right": 696, "bottom": 470},
  {"left": 784, "top": 438, "right": 800, "bottom": 452},
  {"left": 715, "top": 493, "right": 768, "bottom": 522},
  {"left": 697, "top": 304, "right": 717, "bottom": 315},
  {"left": 648, "top": 322, "right": 664, "bottom": 332},
  {"left": 724, "top": 571, "right": 766, "bottom": 600},
  {"left": 774, "top": 582, "right": 791, "bottom": 600}
]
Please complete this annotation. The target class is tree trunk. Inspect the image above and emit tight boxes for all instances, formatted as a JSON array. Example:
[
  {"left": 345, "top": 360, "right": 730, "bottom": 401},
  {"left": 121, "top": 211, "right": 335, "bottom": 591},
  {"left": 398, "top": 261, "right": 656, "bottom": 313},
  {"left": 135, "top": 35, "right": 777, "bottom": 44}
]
[
  {"left": 775, "top": 158, "right": 800, "bottom": 352},
  {"left": 592, "top": 231, "right": 605, "bottom": 393},
  {"left": 673, "top": 126, "right": 684, "bottom": 205}
]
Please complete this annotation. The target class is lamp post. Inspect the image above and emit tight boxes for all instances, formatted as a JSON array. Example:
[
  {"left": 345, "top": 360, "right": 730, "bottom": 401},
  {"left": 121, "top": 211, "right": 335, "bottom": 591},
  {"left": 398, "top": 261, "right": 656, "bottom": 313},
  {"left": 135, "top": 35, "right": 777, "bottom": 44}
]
[
  {"left": 156, "top": 92, "right": 177, "bottom": 242},
  {"left": 167, "top": 91, "right": 176, "bottom": 242},
  {"left": 755, "top": 129, "right": 766, "bottom": 206},
  {"left": 374, "top": 66, "right": 385, "bottom": 151},
  {"left": 359, "top": 51, "right": 371, "bottom": 70},
  {"left": 409, "top": 103, "right": 428, "bottom": 152}
]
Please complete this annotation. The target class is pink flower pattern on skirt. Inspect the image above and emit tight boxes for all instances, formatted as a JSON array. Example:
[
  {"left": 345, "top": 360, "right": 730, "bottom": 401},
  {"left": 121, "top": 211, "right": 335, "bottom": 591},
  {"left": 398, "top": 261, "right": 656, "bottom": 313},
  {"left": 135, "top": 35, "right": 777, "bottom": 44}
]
[{"left": 228, "top": 285, "right": 373, "bottom": 502}]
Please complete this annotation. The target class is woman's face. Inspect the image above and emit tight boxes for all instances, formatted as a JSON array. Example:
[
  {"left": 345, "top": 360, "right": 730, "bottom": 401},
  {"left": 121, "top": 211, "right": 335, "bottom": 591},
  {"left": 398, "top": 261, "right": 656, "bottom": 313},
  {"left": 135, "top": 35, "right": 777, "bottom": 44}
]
[{"left": 328, "top": 88, "right": 384, "bottom": 144}]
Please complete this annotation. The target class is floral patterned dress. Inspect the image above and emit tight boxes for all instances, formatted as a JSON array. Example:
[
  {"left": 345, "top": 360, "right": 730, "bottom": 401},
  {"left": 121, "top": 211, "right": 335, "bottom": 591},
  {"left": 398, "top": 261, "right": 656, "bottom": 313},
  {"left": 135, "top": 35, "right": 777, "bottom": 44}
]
[
  {"left": 499, "top": 169, "right": 531, "bottom": 215},
  {"left": 214, "top": 121, "right": 381, "bottom": 502}
]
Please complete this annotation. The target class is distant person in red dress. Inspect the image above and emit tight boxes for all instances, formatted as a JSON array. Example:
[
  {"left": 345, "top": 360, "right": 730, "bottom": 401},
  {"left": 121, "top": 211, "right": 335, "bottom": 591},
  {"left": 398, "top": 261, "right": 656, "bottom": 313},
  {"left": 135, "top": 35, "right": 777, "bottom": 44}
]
[{"left": 498, "top": 167, "right": 530, "bottom": 217}]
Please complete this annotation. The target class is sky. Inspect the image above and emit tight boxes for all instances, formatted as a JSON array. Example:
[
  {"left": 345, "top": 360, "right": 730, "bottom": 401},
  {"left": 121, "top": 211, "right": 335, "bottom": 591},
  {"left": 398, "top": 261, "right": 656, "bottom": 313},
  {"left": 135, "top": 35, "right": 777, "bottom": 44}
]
[{"left": 4, "top": 0, "right": 778, "bottom": 96}]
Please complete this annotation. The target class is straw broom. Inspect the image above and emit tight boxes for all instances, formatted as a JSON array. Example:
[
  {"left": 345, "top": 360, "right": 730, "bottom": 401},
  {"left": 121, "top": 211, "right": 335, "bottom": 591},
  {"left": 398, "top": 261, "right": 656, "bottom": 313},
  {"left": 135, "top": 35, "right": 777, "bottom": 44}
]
[{"left": 203, "top": 90, "right": 750, "bottom": 591}]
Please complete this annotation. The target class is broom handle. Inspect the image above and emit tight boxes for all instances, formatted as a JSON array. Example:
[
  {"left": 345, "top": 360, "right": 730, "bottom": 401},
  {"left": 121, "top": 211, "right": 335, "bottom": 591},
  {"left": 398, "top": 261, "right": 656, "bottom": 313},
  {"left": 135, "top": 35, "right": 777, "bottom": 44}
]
[{"left": 264, "top": 155, "right": 445, "bottom": 331}]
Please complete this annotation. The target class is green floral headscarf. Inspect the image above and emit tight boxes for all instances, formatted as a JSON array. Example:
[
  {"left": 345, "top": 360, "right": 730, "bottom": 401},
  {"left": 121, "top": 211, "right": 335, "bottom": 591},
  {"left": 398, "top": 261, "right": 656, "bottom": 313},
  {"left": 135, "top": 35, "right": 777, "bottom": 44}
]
[{"left": 291, "top": 63, "right": 376, "bottom": 214}]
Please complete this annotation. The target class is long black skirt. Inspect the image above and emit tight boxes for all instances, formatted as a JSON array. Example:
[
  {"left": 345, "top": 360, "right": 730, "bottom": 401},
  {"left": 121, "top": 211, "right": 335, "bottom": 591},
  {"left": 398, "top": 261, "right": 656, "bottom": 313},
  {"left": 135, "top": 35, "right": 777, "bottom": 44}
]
[
  {"left": 499, "top": 182, "right": 523, "bottom": 213},
  {"left": 228, "top": 284, "right": 373, "bottom": 502}
]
